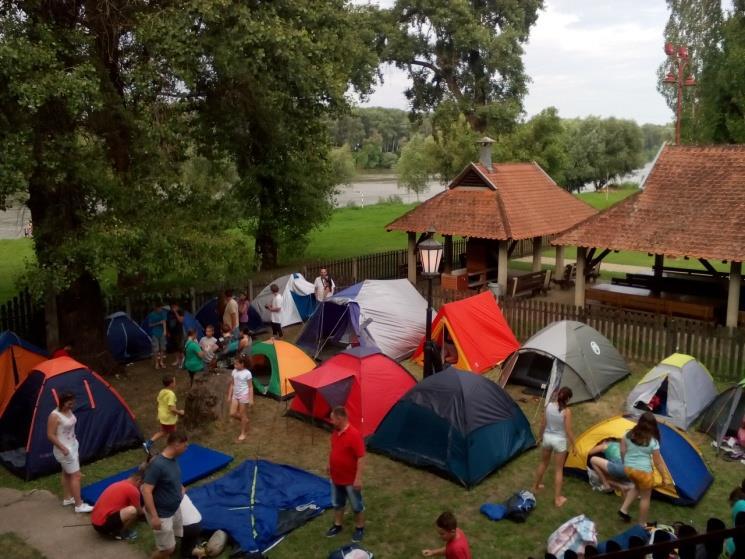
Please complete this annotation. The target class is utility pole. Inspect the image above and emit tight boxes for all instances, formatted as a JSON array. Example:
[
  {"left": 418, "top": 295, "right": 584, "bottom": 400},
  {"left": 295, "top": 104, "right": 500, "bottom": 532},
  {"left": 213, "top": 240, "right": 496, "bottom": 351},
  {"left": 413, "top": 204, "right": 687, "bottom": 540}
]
[{"left": 663, "top": 43, "right": 697, "bottom": 145}]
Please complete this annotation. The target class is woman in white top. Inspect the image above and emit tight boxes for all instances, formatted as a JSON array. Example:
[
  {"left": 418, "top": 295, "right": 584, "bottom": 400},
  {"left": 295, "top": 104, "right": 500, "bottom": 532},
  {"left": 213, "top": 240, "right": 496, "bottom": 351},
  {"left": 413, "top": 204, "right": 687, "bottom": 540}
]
[
  {"left": 532, "top": 386, "right": 575, "bottom": 508},
  {"left": 46, "top": 391, "right": 93, "bottom": 513},
  {"left": 226, "top": 355, "right": 253, "bottom": 443}
]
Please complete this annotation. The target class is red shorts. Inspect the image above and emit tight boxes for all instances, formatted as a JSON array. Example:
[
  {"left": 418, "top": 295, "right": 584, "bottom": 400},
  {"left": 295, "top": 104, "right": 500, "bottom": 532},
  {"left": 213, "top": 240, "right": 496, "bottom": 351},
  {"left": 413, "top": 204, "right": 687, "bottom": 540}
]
[{"left": 160, "top": 423, "right": 177, "bottom": 433}]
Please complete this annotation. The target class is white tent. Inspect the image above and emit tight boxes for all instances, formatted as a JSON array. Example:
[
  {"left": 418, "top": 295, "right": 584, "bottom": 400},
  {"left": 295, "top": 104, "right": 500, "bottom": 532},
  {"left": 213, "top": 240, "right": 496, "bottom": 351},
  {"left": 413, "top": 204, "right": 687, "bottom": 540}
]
[
  {"left": 252, "top": 273, "right": 317, "bottom": 328},
  {"left": 296, "top": 279, "right": 428, "bottom": 361}
]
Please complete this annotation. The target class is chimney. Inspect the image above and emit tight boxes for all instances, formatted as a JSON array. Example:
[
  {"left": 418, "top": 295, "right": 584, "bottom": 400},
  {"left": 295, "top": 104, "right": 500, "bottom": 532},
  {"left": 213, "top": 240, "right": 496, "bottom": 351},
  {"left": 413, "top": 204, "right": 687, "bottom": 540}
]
[{"left": 476, "top": 136, "right": 495, "bottom": 170}]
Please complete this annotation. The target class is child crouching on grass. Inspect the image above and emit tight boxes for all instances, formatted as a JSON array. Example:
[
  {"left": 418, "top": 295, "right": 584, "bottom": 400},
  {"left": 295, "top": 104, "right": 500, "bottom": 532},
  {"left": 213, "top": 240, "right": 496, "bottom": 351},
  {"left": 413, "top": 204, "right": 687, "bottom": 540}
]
[
  {"left": 226, "top": 355, "right": 253, "bottom": 442},
  {"left": 422, "top": 511, "right": 472, "bottom": 558}
]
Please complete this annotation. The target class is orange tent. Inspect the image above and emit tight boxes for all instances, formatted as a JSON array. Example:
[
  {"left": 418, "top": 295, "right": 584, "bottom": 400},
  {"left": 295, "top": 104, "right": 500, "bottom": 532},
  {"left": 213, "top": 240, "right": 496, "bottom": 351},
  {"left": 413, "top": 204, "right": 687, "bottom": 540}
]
[
  {"left": 0, "top": 331, "right": 47, "bottom": 413},
  {"left": 412, "top": 292, "right": 519, "bottom": 373}
]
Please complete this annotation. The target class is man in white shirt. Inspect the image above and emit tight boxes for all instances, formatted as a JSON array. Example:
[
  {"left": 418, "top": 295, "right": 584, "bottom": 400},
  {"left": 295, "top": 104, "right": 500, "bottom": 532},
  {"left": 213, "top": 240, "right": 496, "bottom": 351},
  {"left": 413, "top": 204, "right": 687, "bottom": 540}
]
[
  {"left": 222, "top": 289, "right": 239, "bottom": 335},
  {"left": 314, "top": 267, "right": 336, "bottom": 302},
  {"left": 265, "top": 283, "right": 284, "bottom": 338}
]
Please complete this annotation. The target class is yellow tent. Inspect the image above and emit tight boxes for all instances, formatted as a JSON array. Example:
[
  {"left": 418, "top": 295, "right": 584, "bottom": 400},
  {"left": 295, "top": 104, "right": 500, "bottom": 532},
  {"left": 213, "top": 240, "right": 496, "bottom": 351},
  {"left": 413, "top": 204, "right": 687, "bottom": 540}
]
[{"left": 565, "top": 415, "right": 712, "bottom": 504}]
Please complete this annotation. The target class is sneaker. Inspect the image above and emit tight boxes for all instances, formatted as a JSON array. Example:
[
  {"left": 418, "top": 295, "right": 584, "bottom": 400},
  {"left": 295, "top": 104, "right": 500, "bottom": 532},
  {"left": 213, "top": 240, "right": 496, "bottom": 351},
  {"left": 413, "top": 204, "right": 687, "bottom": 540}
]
[
  {"left": 352, "top": 527, "right": 364, "bottom": 542},
  {"left": 142, "top": 440, "right": 153, "bottom": 454},
  {"left": 75, "top": 503, "right": 94, "bottom": 513},
  {"left": 62, "top": 497, "right": 75, "bottom": 507},
  {"left": 325, "top": 524, "right": 342, "bottom": 538},
  {"left": 116, "top": 529, "right": 138, "bottom": 541}
]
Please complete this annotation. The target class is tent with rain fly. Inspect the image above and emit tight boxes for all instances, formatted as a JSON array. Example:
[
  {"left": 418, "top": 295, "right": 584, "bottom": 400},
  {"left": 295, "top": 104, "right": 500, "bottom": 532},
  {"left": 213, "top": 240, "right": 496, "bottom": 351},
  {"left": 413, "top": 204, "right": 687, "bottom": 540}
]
[
  {"left": 251, "top": 273, "right": 317, "bottom": 328},
  {"left": 296, "top": 279, "right": 428, "bottom": 361},
  {"left": 288, "top": 346, "right": 417, "bottom": 437},
  {"left": 698, "top": 379, "right": 745, "bottom": 442},
  {"left": 411, "top": 292, "right": 518, "bottom": 373},
  {"left": 0, "top": 331, "right": 47, "bottom": 413},
  {"left": 0, "top": 357, "right": 142, "bottom": 479},
  {"left": 367, "top": 367, "right": 535, "bottom": 487},
  {"left": 626, "top": 354, "right": 717, "bottom": 430},
  {"left": 565, "top": 415, "right": 712, "bottom": 505},
  {"left": 250, "top": 339, "right": 316, "bottom": 399},
  {"left": 105, "top": 312, "right": 152, "bottom": 363},
  {"left": 499, "top": 320, "right": 630, "bottom": 404},
  {"left": 195, "top": 297, "right": 264, "bottom": 334},
  {"left": 189, "top": 459, "right": 332, "bottom": 554}
]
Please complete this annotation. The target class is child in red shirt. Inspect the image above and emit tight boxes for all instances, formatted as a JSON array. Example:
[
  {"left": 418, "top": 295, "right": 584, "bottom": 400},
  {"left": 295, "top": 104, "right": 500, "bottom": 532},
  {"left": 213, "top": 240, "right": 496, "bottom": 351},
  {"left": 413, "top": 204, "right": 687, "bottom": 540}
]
[{"left": 422, "top": 511, "right": 472, "bottom": 559}]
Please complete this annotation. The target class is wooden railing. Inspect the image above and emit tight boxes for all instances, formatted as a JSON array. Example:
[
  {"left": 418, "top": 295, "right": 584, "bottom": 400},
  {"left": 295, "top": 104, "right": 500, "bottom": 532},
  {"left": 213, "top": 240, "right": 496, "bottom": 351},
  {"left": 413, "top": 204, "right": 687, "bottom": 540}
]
[{"left": 502, "top": 298, "right": 745, "bottom": 380}]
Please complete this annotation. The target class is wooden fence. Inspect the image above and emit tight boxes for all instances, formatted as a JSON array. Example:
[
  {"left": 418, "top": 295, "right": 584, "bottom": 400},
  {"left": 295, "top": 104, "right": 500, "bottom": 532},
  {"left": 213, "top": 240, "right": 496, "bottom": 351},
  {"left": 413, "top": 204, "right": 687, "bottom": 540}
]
[
  {"left": 502, "top": 297, "right": 745, "bottom": 381},
  {"left": 0, "top": 289, "right": 46, "bottom": 347}
]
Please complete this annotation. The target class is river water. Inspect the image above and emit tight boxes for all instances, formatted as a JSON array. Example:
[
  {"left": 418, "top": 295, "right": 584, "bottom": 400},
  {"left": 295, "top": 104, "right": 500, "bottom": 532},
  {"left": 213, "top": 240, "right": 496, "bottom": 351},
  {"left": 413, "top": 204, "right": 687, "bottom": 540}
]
[{"left": 0, "top": 162, "right": 653, "bottom": 239}]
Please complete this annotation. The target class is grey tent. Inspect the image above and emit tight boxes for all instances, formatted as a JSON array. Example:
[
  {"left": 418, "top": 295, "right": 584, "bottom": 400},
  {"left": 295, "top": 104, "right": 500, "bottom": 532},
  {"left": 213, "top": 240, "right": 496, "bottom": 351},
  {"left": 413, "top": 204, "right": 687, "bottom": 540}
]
[
  {"left": 499, "top": 320, "right": 630, "bottom": 404},
  {"left": 698, "top": 379, "right": 745, "bottom": 442},
  {"left": 626, "top": 354, "right": 717, "bottom": 430}
]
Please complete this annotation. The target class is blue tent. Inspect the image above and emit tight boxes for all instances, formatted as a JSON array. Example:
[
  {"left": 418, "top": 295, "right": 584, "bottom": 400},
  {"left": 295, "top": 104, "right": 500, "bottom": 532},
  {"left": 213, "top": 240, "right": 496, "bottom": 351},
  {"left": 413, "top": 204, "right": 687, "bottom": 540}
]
[
  {"left": 189, "top": 460, "right": 332, "bottom": 553},
  {"left": 0, "top": 357, "right": 142, "bottom": 479},
  {"left": 106, "top": 312, "right": 152, "bottom": 363},
  {"left": 196, "top": 297, "right": 264, "bottom": 333},
  {"left": 367, "top": 367, "right": 536, "bottom": 487}
]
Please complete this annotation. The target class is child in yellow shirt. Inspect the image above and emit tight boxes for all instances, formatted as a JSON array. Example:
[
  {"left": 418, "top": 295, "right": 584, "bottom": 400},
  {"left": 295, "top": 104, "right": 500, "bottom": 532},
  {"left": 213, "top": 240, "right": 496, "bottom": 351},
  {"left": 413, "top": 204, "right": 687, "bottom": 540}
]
[{"left": 143, "top": 375, "right": 184, "bottom": 454}]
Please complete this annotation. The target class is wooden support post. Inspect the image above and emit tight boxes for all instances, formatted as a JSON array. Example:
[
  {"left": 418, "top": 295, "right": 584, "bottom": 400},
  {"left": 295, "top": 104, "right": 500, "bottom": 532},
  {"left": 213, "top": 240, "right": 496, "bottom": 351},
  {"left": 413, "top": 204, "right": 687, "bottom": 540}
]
[
  {"left": 575, "top": 247, "right": 587, "bottom": 307},
  {"left": 189, "top": 288, "right": 197, "bottom": 314},
  {"left": 248, "top": 280, "right": 254, "bottom": 301},
  {"left": 727, "top": 261, "right": 742, "bottom": 328},
  {"left": 351, "top": 258, "right": 358, "bottom": 283},
  {"left": 555, "top": 245, "right": 565, "bottom": 280},
  {"left": 125, "top": 296, "right": 132, "bottom": 317},
  {"left": 532, "top": 237, "right": 542, "bottom": 272},
  {"left": 407, "top": 232, "right": 417, "bottom": 285},
  {"left": 444, "top": 235, "right": 453, "bottom": 273},
  {"left": 498, "top": 240, "right": 509, "bottom": 294},
  {"left": 653, "top": 254, "right": 664, "bottom": 279}
]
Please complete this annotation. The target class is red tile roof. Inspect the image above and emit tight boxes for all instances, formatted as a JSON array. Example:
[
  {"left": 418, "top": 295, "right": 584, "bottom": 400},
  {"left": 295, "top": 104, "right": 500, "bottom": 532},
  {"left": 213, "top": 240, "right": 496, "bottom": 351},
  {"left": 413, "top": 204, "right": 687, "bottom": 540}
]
[
  {"left": 386, "top": 162, "right": 597, "bottom": 240},
  {"left": 553, "top": 145, "right": 745, "bottom": 262}
]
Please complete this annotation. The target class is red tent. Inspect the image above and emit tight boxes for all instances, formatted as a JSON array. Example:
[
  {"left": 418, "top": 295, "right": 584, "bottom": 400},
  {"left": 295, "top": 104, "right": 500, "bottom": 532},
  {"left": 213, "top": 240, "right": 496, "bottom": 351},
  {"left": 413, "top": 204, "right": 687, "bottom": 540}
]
[
  {"left": 288, "top": 347, "right": 417, "bottom": 437},
  {"left": 412, "top": 291, "right": 519, "bottom": 373}
]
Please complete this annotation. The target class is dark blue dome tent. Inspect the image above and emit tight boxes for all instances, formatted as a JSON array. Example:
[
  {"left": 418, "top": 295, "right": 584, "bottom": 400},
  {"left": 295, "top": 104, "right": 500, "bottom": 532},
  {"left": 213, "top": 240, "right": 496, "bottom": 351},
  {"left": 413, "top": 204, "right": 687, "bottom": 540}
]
[
  {"left": 105, "top": 312, "right": 152, "bottom": 363},
  {"left": 368, "top": 366, "right": 535, "bottom": 487},
  {"left": 0, "top": 357, "right": 142, "bottom": 479}
]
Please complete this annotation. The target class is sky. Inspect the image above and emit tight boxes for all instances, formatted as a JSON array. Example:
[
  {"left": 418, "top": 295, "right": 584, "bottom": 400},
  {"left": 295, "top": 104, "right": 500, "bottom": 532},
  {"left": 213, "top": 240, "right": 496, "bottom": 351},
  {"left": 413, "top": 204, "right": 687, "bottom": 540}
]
[{"left": 357, "top": 0, "right": 675, "bottom": 125}]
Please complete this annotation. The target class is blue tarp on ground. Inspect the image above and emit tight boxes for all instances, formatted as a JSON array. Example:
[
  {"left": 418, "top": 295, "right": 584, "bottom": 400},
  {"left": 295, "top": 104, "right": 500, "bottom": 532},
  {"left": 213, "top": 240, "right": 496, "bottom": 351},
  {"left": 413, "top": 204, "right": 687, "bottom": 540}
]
[
  {"left": 106, "top": 312, "right": 152, "bottom": 363},
  {"left": 189, "top": 460, "right": 332, "bottom": 553},
  {"left": 81, "top": 444, "right": 232, "bottom": 504}
]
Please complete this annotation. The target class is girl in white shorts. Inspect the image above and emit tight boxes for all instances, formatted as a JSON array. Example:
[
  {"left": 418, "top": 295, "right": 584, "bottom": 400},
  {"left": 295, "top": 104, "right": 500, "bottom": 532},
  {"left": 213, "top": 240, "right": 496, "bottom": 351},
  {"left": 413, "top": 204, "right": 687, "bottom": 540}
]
[
  {"left": 46, "top": 391, "right": 93, "bottom": 513},
  {"left": 533, "top": 387, "right": 575, "bottom": 508},
  {"left": 227, "top": 355, "right": 253, "bottom": 442}
]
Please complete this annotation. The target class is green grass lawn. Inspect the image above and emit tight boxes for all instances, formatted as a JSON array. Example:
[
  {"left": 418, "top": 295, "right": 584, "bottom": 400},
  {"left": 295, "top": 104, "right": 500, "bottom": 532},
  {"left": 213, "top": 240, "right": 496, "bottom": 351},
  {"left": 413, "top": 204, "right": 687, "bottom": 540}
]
[
  {"left": 0, "top": 341, "right": 742, "bottom": 559},
  {"left": 0, "top": 239, "right": 34, "bottom": 303},
  {"left": 0, "top": 533, "right": 46, "bottom": 559},
  {"left": 578, "top": 185, "right": 639, "bottom": 211}
]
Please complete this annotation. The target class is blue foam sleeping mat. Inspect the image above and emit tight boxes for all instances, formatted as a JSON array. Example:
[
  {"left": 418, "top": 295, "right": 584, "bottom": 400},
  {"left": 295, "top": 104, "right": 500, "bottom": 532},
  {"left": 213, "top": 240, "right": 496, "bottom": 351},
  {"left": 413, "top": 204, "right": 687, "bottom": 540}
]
[{"left": 81, "top": 444, "right": 233, "bottom": 504}]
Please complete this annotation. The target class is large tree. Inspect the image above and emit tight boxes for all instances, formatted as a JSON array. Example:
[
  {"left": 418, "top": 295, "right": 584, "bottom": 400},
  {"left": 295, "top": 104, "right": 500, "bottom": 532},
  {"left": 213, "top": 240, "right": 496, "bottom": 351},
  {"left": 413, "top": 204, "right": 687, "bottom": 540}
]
[
  {"left": 384, "top": 0, "right": 543, "bottom": 134},
  {"left": 657, "top": 0, "right": 723, "bottom": 142},
  {"left": 181, "top": 0, "right": 381, "bottom": 268}
]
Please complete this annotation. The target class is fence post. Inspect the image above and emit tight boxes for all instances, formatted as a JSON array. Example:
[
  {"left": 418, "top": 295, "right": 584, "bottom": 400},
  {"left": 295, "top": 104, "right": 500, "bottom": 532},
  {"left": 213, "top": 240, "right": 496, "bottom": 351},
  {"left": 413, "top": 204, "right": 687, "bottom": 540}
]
[
  {"left": 352, "top": 258, "right": 358, "bottom": 283},
  {"left": 248, "top": 280, "right": 254, "bottom": 301},
  {"left": 125, "top": 296, "right": 132, "bottom": 317},
  {"left": 189, "top": 288, "right": 196, "bottom": 314},
  {"left": 44, "top": 291, "right": 60, "bottom": 351}
]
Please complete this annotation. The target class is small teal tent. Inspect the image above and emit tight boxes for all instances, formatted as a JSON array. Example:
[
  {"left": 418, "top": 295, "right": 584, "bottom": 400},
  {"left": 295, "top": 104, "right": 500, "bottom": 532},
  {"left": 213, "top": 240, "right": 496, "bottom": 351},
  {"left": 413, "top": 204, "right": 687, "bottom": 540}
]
[
  {"left": 368, "top": 367, "right": 535, "bottom": 487},
  {"left": 106, "top": 312, "right": 152, "bottom": 363}
]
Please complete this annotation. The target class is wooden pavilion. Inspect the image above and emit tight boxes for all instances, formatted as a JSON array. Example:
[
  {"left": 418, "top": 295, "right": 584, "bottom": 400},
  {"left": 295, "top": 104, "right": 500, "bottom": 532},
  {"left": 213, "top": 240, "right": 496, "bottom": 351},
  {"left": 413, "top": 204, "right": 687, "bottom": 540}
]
[
  {"left": 554, "top": 144, "right": 745, "bottom": 327},
  {"left": 386, "top": 138, "right": 597, "bottom": 293}
]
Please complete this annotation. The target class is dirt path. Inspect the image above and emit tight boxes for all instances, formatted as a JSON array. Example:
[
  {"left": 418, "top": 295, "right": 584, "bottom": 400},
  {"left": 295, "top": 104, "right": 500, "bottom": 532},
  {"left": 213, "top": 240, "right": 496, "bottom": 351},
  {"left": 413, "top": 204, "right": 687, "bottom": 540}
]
[{"left": 0, "top": 488, "right": 145, "bottom": 559}]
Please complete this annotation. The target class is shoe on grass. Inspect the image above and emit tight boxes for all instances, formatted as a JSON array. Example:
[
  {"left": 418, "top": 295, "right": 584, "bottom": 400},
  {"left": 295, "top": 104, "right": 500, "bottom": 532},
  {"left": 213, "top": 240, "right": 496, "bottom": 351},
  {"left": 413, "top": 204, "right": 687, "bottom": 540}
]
[
  {"left": 75, "top": 503, "right": 93, "bottom": 513},
  {"left": 325, "top": 524, "right": 342, "bottom": 538},
  {"left": 352, "top": 527, "right": 364, "bottom": 542}
]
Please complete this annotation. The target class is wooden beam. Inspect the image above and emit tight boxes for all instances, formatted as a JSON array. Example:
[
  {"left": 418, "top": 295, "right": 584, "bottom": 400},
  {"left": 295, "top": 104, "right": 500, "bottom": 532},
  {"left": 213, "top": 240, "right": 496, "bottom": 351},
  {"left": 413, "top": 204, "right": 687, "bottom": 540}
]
[
  {"left": 443, "top": 235, "right": 453, "bottom": 273},
  {"left": 507, "top": 240, "right": 518, "bottom": 258},
  {"left": 407, "top": 232, "right": 417, "bottom": 285},
  {"left": 588, "top": 248, "right": 612, "bottom": 270},
  {"left": 531, "top": 237, "right": 543, "bottom": 272},
  {"left": 586, "top": 247, "right": 597, "bottom": 264},
  {"left": 727, "top": 261, "right": 742, "bottom": 328},
  {"left": 575, "top": 247, "right": 587, "bottom": 307},
  {"left": 698, "top": 258, "right": 718, "bottom": 275},
  {"left": 653, "top": 254, "right": 664, "bottom": 279},
  {"left": 498, "top": 241, "right": 509, "bottom": 293}
]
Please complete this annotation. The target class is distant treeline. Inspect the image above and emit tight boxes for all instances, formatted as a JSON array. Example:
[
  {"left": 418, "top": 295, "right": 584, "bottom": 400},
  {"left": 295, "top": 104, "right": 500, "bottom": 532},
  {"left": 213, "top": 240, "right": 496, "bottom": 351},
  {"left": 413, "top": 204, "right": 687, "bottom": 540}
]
[{"left": 329, "top": 107, "right": 672, "bottom": 191}]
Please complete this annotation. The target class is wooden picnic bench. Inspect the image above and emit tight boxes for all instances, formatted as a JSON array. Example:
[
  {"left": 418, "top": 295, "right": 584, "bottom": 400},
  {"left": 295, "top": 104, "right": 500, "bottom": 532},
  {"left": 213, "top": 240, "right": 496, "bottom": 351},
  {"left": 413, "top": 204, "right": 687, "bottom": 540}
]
[
  {"left": 553, "top": 262, "right": 600, "bottom": 290},
  {"left": 509, "top": 270, "right": 551, "bottom": 297},
  {"left": 586, "top": 284, "right": 720, "bottom": 322}
]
